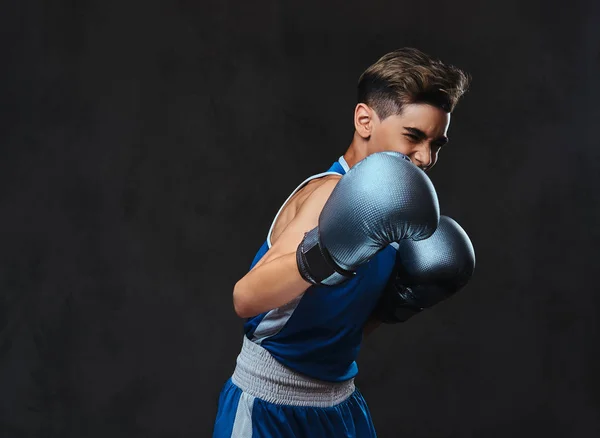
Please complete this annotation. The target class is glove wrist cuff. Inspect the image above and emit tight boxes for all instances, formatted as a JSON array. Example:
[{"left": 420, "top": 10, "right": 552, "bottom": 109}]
[{"left": 296, "top": 227, "right": 355, "bottom": 286}]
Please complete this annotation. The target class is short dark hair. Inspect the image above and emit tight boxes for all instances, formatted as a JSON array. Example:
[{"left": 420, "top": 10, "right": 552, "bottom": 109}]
[{"left": 357, "top": 48, "right": 470, "bottom": 120}]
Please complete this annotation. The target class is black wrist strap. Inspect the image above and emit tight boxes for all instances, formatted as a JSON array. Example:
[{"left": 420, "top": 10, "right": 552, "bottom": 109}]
[{"left": 297, "top": 227, "right": 354, "bottom": 285}]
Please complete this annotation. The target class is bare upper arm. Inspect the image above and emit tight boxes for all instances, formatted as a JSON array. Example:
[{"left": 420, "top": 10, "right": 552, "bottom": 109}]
[{"left": 252, "top": 175, "right": 341, "bottom": 270}]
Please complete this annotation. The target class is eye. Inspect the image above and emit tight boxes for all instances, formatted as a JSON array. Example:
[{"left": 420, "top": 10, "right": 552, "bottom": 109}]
[{"left": 404, "top": 133, "right": 419, "bottom": 142}]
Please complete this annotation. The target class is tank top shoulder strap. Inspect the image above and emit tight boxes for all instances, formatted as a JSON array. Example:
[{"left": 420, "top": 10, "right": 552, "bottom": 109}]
[{"left": 266, "top": 156, "right": 350, "bottom": 248}]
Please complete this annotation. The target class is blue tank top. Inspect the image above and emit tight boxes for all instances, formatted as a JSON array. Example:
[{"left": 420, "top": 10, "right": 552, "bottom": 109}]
[{"left": 243, "top": 157, "right": 398, "bottom": 382}]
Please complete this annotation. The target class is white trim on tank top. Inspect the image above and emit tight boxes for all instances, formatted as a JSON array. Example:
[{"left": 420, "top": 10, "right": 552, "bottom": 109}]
[{"left": 266, "top": 156, "right": 349, "bottom": 248}]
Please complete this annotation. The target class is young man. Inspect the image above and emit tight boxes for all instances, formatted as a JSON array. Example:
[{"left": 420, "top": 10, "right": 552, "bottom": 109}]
[{"left": 213, "top": 48, "right": 474, "bottom": 437}]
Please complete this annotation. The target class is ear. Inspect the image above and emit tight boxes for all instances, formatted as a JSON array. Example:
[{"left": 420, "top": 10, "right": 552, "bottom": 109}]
[{"left": 354, "top": 103, "right": 376, "bottom": 139}]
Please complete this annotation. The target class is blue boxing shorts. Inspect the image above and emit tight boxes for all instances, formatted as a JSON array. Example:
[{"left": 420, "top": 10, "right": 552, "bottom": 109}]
[{"left": 212, "top": 336, "right": 377, "bottom": 437}]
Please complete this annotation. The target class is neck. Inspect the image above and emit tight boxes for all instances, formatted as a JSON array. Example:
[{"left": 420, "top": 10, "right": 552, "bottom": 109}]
[{"left": 343, "top": 134, "right": 369, "bottom": 169}]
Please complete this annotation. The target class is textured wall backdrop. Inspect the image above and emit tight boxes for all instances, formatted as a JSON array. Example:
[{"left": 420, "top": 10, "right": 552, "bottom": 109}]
[{"left": 1, "top": 0, "right": 599, "bottom": 437}]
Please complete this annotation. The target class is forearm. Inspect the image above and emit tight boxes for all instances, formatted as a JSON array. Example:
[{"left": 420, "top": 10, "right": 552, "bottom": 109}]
[{"left": 233, "top": 252, "right": 312, "bottom": 318}]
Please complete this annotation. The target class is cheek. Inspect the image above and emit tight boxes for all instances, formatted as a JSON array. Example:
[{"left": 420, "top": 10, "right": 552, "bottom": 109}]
[
  {"left": 371, "top": 127, "right": 396, "bottom": 151},
  {"left": 378, "top": 130, "right": 412, "bottom": 153},
  {"left": 394, "top": 138, "right": 418, "bottom": 156}
]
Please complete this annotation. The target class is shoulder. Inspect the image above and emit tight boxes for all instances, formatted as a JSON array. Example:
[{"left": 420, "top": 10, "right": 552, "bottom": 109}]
[
  {"left": 292, "top": 174, "right": 342, "bottom": 214},
  {"left": 269, "top": 174, "right": 341, "bottom": 246}
]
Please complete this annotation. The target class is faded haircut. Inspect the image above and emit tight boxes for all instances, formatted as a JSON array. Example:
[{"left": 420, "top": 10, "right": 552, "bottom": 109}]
[{"left": 357, "top": 48, "right": 470, "bottom": 120}]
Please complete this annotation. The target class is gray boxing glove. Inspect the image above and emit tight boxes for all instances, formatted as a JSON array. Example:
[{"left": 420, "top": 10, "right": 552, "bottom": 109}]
[
  {"left": 373, "top": 215, "right": 476, "bottom": 323},
  {"left": 297, "top": 151, "right": 440, "bottom": 286}
]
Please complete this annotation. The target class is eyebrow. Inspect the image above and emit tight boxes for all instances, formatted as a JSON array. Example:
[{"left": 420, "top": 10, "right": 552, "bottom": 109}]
[{"left": 403, "top": 127, "right": 449, "bottom": 145}]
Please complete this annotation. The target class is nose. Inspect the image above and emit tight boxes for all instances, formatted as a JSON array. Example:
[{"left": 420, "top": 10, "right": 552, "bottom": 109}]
[{"left": 412, "top": 145, "right": 433, "bottom": 171}]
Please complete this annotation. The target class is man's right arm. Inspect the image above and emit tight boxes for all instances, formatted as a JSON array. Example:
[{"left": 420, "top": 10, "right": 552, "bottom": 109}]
[{"left": 232, "top": 177, "right": 340, "bottom": 318}]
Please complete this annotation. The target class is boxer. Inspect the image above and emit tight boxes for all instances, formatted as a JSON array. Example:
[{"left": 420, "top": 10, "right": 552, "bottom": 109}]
[{"left": 213, "top": 48, "right": 472, "bottom": 437}]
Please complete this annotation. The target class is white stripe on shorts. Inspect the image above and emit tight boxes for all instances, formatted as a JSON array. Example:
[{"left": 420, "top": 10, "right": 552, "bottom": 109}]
[{"left": 231, "top": 391, "right": 255, "bottom": 438}]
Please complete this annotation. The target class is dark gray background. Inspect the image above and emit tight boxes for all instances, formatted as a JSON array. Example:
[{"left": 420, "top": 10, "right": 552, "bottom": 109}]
[{"left": 1, "top": 0, "right": 599, "bottom": 437}]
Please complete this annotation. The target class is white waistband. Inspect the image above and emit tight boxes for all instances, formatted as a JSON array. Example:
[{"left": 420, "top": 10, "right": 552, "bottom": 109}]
[{"left": 231, "top": 336, "right": 355, "bottom": 407}]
